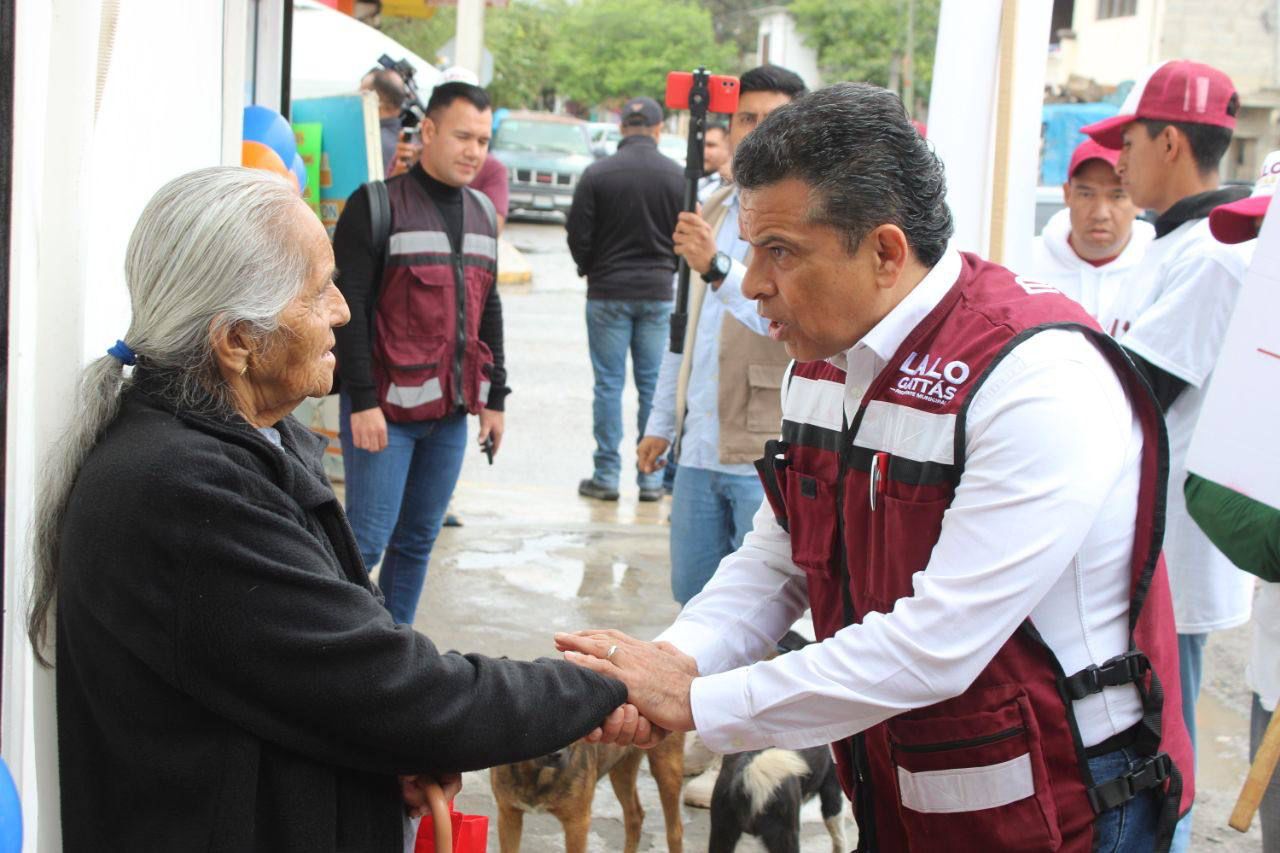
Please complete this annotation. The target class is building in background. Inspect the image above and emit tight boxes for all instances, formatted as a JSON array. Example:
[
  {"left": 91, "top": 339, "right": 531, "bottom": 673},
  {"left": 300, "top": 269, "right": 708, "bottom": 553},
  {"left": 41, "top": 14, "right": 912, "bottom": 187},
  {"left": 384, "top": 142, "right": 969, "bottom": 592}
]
[
  {"left": 1048, "top": 0, "right": 1280, "bottom": 181},
  {"left": 753, "top": 5, "right": 822, "bottom": 89}
]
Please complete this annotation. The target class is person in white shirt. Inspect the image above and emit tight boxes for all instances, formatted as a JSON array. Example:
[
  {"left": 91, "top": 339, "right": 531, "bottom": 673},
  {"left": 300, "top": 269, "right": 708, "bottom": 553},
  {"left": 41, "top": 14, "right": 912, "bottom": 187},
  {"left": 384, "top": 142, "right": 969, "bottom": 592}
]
[
  {"left": 1029, "top": 139, "right": 1154, "bottom": 334},
  {"left": 560, "top": 82, "right": 1191, "bottom": 852},
  {"left": 1081, "top": 58, "right": 1254, "bottom": 852},
  {"left": 697, "top": 123, "right": 731, "bottom": 203},
  {"left": 638, "top": 64, "right": 807, "bottom": 607}
]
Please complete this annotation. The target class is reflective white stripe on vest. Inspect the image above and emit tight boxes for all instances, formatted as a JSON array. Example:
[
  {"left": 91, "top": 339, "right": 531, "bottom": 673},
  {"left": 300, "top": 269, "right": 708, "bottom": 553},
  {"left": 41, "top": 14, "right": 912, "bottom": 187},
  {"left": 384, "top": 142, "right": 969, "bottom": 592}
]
[
  {"left": 389, "top": 231, "right": 452, "bottom": 256},
  {"left": 479, "top": 380, "right": 491, "bottom": 403},
  {"left": 853, "top": 401, "right": 957, "bottom": 465},
  {"left": 784, "top": 375, "right": 844, "bottom": 432},
  {"left": 386, "top": 377, "right": 443, "bottom": 409},
  {"left": 896, "top": 753, "right": 1035, "bottom": 814},
  {"left": 462, "top": 233, "right": 497, "bottom": 260}
]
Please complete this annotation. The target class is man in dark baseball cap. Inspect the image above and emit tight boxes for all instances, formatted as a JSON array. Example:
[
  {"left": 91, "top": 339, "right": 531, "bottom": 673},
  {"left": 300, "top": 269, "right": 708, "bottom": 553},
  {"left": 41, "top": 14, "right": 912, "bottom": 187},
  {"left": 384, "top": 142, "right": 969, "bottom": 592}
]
[
  {"left": 621, "top": 96, "right": 664, "bottom": 127},
  {"left": 1082, "top": 61, "right": 1253, "bottom": 852},
  {"left": 567, "top": 93, "right": 683, "bottom": 503}
]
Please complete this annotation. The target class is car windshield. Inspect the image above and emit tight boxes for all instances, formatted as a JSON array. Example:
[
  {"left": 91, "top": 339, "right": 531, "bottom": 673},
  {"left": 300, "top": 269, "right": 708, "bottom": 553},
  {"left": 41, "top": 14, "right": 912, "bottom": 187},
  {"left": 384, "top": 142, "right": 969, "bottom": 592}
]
[{"left": 494, "top": 120, "right": 590, "bottom": 155}]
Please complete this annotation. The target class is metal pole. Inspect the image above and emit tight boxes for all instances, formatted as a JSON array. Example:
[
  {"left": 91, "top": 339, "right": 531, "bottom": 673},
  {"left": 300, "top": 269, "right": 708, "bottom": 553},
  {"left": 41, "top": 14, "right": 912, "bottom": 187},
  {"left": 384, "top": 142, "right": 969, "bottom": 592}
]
[
  {"left": 456, "top": 0, "right": 485, "bottom": 76},
  {"left": 904, "top": 0, "right": 916, "bottom": 114},
  {"left": 670, "top": 68, "right": 710, "bottom": 355}
]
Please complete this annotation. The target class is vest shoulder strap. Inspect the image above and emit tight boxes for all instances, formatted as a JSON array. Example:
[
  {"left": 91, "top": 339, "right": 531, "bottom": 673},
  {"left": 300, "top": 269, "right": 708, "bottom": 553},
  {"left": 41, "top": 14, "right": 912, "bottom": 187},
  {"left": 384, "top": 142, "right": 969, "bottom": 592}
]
[{"left": 464, "top": 186, "right": 498, "bottom": 235}]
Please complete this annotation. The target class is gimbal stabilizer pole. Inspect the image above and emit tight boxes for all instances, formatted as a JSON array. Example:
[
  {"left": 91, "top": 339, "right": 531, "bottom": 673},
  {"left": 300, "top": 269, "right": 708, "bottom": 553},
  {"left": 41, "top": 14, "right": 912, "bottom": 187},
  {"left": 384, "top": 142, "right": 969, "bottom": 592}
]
[{"left": 668, "top": 67, "right": 711, "bottom": 355}]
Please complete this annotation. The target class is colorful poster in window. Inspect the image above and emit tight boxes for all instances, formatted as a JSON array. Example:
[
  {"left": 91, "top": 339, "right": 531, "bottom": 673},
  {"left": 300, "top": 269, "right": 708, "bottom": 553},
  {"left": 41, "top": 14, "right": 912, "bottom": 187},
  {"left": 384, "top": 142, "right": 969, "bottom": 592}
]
[
  {"left": 292, "top": 122, "right": 323, "bottom": 218},
  {"left": 290, "top": 92, "right": 382, "bottom": 238}
]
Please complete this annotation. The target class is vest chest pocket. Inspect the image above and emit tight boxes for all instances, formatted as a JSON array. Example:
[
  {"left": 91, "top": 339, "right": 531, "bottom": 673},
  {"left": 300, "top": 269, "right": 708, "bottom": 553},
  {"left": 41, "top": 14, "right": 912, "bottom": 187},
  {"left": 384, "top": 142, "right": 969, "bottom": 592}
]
[
  {"left": 860, "top": 480, "right": 951, "bottom": 611},
  {"left": 887, "top": 687, "right": 1061, "bottom": 852},
  {"left": 783, "top": 466, "right": 839, "bottom": 577},
  {"left": 405, "top": 265, "right": 453, "bottom": 340}
]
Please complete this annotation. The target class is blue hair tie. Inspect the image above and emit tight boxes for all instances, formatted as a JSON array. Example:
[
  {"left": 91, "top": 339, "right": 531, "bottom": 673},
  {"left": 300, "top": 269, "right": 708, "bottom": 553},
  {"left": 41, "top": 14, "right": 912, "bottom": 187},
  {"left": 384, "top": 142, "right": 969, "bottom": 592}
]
[{"left": 107, "top": 340, "right": 137, "bottom": 366}]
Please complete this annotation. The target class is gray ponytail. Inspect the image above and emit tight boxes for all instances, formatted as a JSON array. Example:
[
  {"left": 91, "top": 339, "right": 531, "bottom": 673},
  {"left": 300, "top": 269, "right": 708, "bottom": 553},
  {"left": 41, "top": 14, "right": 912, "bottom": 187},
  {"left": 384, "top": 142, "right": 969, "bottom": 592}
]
[{"left": 28, "top": 167, "right": 312, "bottom": 665}]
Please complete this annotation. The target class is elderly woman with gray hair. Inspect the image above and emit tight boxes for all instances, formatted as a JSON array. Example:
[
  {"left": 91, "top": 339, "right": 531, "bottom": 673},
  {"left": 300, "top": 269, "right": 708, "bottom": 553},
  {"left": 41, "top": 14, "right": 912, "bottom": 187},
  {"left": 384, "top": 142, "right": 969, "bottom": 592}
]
[{"left": 27, "top": 167, "right": 647, "bottom": 852}]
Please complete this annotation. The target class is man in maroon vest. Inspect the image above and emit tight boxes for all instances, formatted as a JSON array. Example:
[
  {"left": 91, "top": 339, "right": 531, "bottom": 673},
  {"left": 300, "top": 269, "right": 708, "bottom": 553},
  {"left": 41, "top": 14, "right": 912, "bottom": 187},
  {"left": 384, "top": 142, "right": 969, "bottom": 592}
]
[
  {"left": 558, "top": 83, "right": 1191, "bottom": 851},
  {"left": 333, "top": 82, "right": 506, "bottom": 626}
]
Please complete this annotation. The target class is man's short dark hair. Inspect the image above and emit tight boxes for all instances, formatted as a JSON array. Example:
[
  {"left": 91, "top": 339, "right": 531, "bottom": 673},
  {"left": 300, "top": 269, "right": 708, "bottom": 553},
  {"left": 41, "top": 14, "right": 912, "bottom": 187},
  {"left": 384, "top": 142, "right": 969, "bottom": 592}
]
[
  {"left": 733, "top": 82, "right": 954, "bottom": 267},
  {"left": 1139, "top": 113, "right": 1235, "bottom": 175},
  {"left": 369, "top": 70, "right": 406, "bottom": 109},
  {"left": 426, "top": 82, "right": 491, "bottom": 117},
  {"left": 706, "top": 123, "right": 728, "bottom": 137},
  {"left": 738, "top": 65, "right": 807, "bottom": 99}
]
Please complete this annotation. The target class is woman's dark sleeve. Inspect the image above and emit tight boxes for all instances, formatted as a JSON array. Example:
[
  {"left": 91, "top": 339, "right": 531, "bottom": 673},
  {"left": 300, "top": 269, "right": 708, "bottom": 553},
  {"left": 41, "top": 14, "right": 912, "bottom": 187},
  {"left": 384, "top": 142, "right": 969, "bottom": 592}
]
[
  {"left": 332, "top": 186, "right": 381, "bottom": 413},
  {"left": 478, "top": 283, "right": 510, "bottom": 411},
  {"left": 172, "top": 470, "right": 626, "bottom": 775}
]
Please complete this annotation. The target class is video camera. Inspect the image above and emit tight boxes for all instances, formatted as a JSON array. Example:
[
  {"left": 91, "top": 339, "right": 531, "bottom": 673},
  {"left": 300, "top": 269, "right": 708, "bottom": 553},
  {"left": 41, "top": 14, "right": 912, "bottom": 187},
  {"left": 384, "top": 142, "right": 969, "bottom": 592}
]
[
  {"left": 377, "top": 53, "right": 427, "bottom": 130},
  {"left": 664, "top": 67, "right": 740, "bottom": 355}
]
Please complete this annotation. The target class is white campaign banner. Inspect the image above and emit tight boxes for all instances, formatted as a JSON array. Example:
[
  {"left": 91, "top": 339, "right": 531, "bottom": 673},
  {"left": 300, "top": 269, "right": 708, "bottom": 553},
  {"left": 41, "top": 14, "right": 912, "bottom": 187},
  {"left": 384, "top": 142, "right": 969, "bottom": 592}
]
[{"left": 1186, "top": 204, "right": 1280, "bottom": 511}]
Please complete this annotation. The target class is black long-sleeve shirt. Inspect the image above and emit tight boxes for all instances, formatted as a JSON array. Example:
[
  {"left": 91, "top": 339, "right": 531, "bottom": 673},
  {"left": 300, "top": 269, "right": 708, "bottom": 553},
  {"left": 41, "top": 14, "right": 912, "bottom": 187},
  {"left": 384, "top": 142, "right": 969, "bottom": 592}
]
[
  {"left": 55, "top": 378, "right": 625, "bottom": 851},
  {"left": 566, "top": 134, "right": 684, "bottom": 301},
  {"left": 333, "top": 164, "right": 510, "bottom": 412}
]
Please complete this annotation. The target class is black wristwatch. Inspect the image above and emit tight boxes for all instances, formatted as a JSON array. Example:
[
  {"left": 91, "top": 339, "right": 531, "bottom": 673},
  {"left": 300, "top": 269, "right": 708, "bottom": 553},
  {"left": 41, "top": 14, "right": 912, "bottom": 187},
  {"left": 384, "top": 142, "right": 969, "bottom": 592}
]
[{"left": 703, "top": 251, "right": 732, "bottom": 283}]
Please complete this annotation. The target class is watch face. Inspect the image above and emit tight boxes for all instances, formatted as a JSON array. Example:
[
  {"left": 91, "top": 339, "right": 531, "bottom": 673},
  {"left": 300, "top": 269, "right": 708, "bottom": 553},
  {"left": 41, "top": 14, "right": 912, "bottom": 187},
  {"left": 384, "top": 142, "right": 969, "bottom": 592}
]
[{"left": 714, "top": 253, "right": 730, "bottom": 278}]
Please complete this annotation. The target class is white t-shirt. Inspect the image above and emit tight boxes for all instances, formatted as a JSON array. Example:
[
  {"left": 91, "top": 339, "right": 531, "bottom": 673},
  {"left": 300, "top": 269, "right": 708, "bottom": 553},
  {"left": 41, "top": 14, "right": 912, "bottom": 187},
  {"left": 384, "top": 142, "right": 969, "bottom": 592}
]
[
  {"left": 1027, "top": 208, "right": 1155, "bottom": 336},
  {"left": 1117, "top": 218, "right": 1255, "bottom": 634},
  {"left": 1250, "top": 583, "right": 1280, "bottom": 712}
]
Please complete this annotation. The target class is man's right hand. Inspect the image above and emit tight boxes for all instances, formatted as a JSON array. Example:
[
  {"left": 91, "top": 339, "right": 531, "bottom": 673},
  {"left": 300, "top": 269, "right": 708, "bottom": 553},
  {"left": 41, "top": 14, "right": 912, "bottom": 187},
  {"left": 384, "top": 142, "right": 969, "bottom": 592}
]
[
  {"left": 636, "top": 436, "right": 670, "bottom": 474},
  {"left": 351, "top": 406, "right": 388, "bottom": 453}
]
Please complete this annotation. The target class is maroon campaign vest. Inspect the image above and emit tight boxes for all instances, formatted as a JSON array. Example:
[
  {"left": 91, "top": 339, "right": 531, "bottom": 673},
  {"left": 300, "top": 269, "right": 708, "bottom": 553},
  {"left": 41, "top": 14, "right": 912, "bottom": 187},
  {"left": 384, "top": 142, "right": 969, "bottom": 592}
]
[
  {"left": 372, "top": 177, "right": 498, "bottom": 423},
  {"left": 755, "top": 253, "right": 1192, "bottom": 852}
]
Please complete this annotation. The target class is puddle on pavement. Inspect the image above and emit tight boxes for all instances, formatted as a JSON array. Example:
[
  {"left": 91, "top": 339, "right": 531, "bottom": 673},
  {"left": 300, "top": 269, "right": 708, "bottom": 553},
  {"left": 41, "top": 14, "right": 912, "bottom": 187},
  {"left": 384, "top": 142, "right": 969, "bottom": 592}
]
[{"left": 451, "top": 532, "right": 636, "bottom": 600}]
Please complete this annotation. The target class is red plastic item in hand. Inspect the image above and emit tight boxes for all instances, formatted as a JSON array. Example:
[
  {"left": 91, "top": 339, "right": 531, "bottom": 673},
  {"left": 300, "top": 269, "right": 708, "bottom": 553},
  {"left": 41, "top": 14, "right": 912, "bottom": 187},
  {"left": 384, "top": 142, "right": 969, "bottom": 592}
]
[{"left": 414, "top": 809, "right": 489, "bottom": 853}]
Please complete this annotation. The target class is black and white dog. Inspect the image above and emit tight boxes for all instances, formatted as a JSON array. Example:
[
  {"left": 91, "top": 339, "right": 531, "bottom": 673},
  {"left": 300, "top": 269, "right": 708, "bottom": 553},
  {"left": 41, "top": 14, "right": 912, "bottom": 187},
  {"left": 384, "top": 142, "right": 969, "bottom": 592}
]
[{"left": 707, "top": 631, "right": 848, "bottom": 852}]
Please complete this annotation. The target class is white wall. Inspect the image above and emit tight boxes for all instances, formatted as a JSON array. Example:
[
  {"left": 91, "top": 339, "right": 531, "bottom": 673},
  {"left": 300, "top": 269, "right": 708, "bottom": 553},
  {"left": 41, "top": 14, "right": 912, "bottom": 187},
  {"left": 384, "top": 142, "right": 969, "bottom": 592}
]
[
  {"left": 5, "top": 1, "right": 245, "bottom": 847},
  {"left": 756, "top": 10, "right": 823, "bottom": 89},
  {"left": 1069, "top": 0, "right": 1164, "bottom": 85}
]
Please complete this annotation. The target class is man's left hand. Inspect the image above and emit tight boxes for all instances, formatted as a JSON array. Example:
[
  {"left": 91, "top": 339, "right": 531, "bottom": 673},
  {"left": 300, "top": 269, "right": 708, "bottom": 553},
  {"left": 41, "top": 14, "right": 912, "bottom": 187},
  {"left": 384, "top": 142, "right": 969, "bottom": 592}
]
[
  {"left": 555, "top": 629, "right": 699, "bottom": 734},
  {"left": 672, "top": 210, "right": 717, "bottom": 276},
  {"left": 478, "top": 409, "right": 504, "bottom": 456}
]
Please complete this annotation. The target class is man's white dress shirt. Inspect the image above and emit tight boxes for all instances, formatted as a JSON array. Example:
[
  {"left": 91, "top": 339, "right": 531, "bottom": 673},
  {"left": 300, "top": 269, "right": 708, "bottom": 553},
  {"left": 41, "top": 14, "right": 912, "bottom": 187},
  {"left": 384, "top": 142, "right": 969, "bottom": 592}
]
[{"left": 659, "top": 250, "right": 1147, "bottom": 752}]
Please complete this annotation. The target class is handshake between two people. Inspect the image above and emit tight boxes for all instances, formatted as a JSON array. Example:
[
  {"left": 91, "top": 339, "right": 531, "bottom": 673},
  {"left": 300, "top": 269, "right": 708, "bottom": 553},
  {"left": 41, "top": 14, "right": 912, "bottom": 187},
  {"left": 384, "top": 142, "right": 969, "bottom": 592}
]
[{"left": 555, "top": 628, "right": 701, "bottom": 750}]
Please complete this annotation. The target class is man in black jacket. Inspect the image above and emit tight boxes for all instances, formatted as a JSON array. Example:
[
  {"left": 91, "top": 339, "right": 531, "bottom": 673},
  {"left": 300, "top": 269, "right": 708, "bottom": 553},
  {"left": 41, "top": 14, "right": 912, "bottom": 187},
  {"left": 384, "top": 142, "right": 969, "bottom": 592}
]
[{"left": 567, "top": 96, "right": 683, "bottom": 502}]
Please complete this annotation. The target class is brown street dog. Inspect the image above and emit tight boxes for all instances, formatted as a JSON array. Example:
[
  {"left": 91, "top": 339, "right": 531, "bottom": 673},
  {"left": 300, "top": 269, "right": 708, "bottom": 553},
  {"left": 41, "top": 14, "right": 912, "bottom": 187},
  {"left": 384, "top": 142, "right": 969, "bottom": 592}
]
[{"left": 489, "top": 731, "right": 686, "bottom": 853}]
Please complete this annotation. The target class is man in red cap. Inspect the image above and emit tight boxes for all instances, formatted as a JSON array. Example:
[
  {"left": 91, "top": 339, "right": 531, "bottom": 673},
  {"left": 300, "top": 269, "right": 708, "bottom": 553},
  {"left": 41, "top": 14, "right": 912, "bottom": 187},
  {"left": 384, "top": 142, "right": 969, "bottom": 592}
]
[
  {"left": 1029, "top": 139, "right": 1153, "bottom": 335},
  {"left": 1082, "top": 60, "right": 1254, "bottom": 851}
]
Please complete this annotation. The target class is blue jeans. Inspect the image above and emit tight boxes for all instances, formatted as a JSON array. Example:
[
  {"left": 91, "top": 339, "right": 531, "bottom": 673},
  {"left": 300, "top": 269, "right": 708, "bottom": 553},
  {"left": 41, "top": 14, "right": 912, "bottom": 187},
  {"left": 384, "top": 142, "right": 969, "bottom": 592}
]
[
  {"left": 339, "top": 394, "right": 468, "bottom": 625},
  {"left": 670, "top": 465, "right": 763, "bottom": 604},
  {"left": 585, "top": 298, "right": 671, "bottom": 490},
  {"left": 1169, "top": 632, "right": 1207, "bottom": 852},
  {"left": 1089, "top": 747, "right": 1161, "bottom": 852}
]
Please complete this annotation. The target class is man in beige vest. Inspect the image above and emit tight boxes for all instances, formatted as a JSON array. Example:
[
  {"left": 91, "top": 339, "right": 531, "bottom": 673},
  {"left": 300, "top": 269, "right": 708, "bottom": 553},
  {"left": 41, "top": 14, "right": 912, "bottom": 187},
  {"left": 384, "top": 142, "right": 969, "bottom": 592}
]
[{"left": 639, "top": 65, "right": 806, "bottom": 606}]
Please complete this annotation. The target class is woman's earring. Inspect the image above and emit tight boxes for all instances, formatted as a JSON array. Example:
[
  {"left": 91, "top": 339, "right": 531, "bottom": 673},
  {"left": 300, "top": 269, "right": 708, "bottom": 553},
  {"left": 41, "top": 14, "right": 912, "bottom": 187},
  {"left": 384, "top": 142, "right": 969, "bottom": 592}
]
[{"left": 240, "top": 364, "right": 248, "bottom": 377}]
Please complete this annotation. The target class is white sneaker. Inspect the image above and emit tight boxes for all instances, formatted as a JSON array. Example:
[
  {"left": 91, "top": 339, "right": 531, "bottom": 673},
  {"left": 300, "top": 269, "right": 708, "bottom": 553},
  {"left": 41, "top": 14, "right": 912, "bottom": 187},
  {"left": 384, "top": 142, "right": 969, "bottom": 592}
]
[
  {"left": 682, "top": 754, "right": 722, "bottom": 809},
  {"left": 683, "top": 731, "right": 716, "bottom": 777}
]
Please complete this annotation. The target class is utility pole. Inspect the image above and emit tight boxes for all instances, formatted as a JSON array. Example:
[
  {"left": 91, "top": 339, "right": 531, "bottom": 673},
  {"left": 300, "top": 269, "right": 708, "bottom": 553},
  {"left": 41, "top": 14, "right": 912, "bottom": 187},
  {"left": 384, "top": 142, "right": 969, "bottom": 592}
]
[
  {"left": 904, "top": 0, "right": 916, "bottom": 115},
  {"left": 455, "top": 0, "right": 485, "bottom": 75}
]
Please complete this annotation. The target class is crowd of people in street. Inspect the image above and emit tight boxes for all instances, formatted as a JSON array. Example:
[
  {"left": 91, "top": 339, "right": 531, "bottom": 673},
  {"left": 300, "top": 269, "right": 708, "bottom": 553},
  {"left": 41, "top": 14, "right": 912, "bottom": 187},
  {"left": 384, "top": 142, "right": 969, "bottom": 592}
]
[{"left": 30, "top": 45, "right": 1280, "bottom": 853}]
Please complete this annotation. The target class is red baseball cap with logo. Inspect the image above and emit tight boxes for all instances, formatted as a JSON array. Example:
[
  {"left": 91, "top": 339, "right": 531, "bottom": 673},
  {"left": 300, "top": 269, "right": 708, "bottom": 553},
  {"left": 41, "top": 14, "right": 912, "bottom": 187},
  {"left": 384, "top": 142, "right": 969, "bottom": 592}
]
[
  {"left": 1067, "top": 139, "right": 1121, "bottom": 179},
  {"left": 1209, "top": 148, "right": 1280, "bottom": 243},
  {"left": 1082, "top": 60, "right": 1238, "bottom": 149}
]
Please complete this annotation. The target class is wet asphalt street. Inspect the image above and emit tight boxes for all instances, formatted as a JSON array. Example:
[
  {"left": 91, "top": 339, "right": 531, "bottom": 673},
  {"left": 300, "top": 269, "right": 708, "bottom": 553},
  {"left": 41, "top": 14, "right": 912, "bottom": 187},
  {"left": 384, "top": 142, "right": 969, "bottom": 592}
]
[{"left": 394, "top": 219, "right": 1264, "bottom": 851}]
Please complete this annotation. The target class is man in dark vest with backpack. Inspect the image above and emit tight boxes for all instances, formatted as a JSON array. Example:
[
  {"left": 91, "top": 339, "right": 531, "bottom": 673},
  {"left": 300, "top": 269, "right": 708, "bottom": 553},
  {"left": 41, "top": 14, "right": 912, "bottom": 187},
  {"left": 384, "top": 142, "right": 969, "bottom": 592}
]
[
  {"left": 333, "top": 81, "right": 506, "bottom": 625},
  {"left": 558, "top": 83, "right": 1192, "bottom": 852}
]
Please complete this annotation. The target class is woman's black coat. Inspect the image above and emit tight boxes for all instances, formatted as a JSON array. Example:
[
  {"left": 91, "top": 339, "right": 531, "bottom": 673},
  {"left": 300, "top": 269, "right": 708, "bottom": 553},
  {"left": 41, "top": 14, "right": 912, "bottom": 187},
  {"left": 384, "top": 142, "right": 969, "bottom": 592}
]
[{"left": 55, "top": 378, "right": 626, "bottom": 852}]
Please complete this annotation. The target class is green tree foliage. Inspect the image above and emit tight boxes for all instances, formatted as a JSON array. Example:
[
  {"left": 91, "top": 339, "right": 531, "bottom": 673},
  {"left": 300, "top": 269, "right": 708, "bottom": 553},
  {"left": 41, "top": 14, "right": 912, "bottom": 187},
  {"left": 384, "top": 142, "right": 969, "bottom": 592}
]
[
  {"left": 550, "top": 0, "right": 736, "bottom": 107},
  {"left": 698, "top": 0, "right": 768, "bottom": 70},
  {"left": 382, "top": 0, "right": 734, "bottom": 111},
  {"left": 790, "top": 0, "right": 940, "bottom": 112}
]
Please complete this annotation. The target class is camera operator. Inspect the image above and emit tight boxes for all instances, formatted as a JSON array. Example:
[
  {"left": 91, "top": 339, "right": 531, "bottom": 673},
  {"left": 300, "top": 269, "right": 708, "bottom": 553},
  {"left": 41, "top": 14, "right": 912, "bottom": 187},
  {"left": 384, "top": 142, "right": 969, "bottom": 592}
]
[{"left": 360, "top": 68, "right": 418, "bottom": 178}]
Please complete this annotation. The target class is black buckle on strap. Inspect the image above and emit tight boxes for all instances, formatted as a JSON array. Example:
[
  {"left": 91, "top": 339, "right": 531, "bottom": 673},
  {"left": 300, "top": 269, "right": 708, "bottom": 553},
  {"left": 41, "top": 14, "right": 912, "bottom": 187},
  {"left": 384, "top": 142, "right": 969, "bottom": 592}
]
[
  {"left": 1087, "top": 752, "right": 1172, "bottom": 814},
  {"left": 1062, "top": 651, "right": 1150, "bottom": 701}
]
